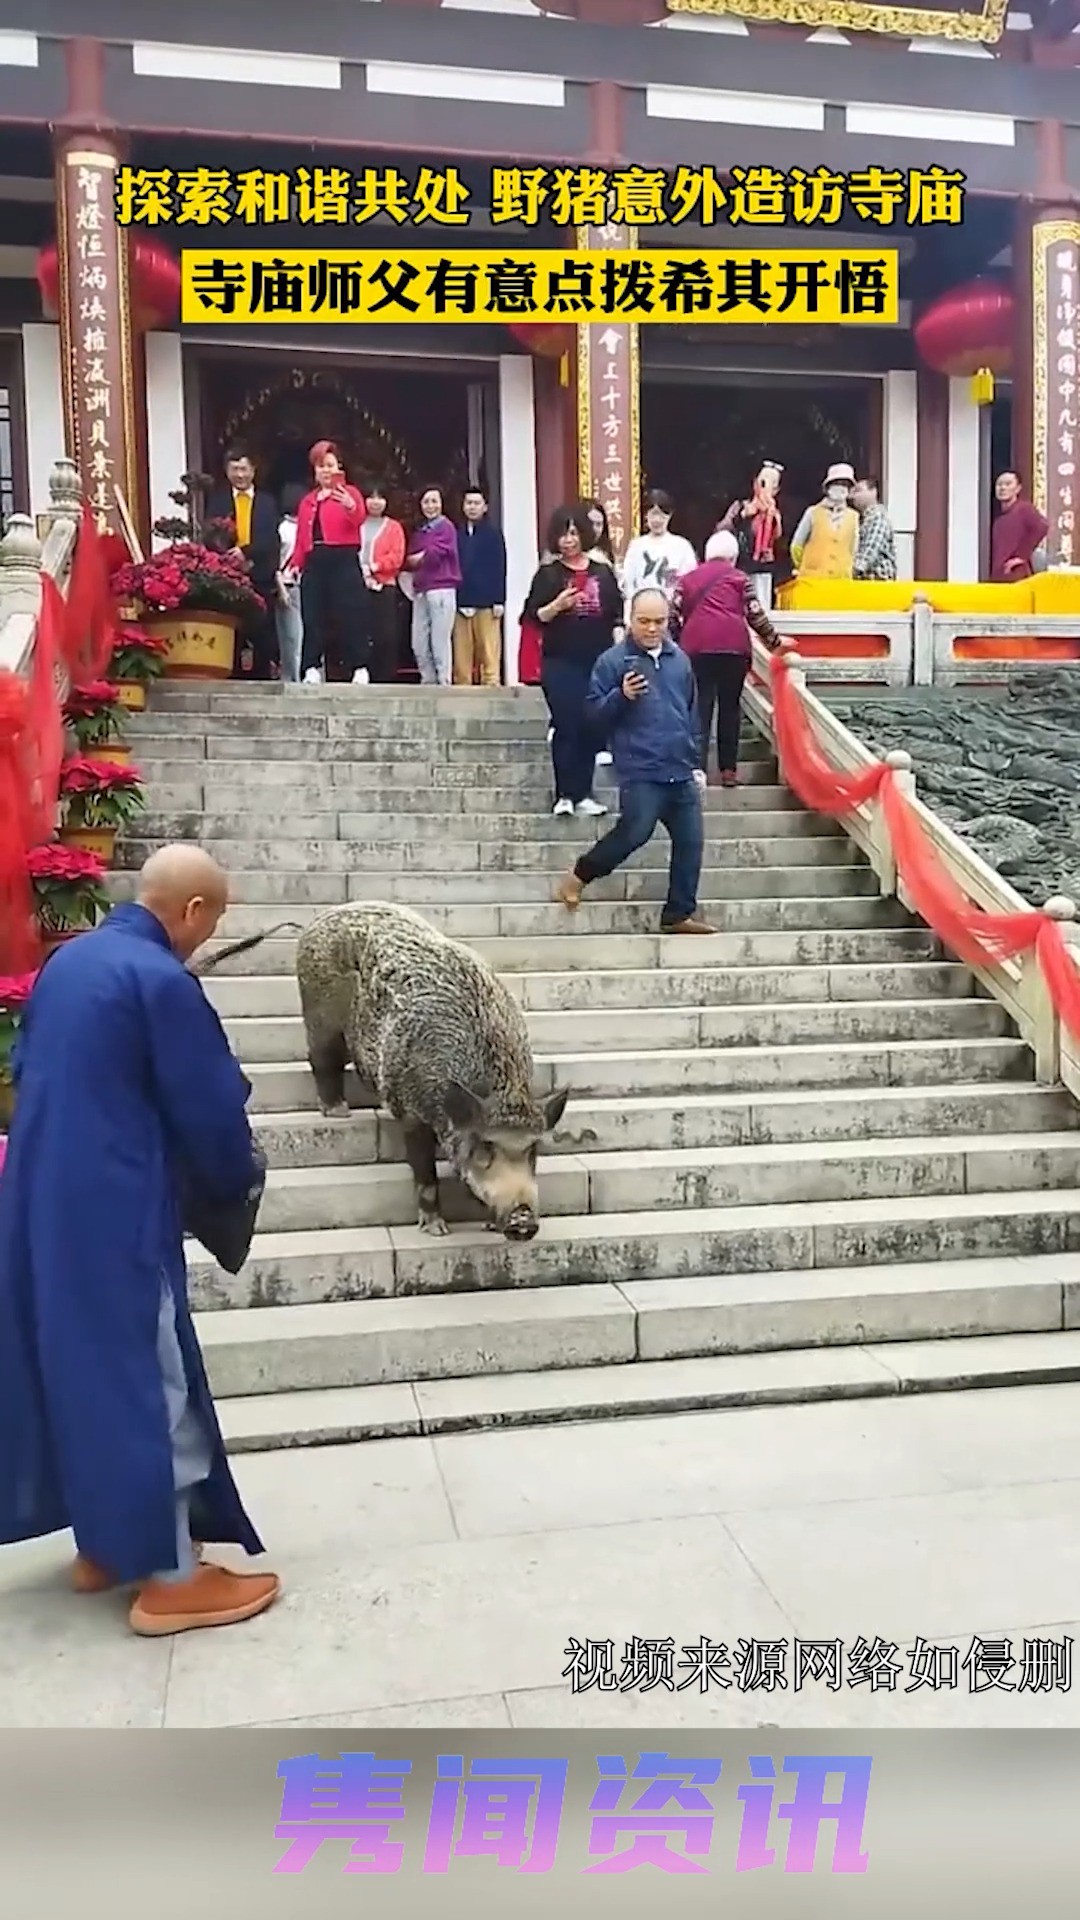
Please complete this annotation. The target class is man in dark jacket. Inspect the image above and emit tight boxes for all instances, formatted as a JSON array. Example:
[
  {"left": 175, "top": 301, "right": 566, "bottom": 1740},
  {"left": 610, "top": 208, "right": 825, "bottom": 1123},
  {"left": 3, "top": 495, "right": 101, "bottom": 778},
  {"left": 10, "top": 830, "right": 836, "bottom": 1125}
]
[
  {"left": 555, "top": 587, "right": 714, "bottom": 935},
  {"left": 207, "top": 447, "right": 280, "bottom": 680},
  {"left": 454, "top": 485, "right": 507, "bottom": 685}
]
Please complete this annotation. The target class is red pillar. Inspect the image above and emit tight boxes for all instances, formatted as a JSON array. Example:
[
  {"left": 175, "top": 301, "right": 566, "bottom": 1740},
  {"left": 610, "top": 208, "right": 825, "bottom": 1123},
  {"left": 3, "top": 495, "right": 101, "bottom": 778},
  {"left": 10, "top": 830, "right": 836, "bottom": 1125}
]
[
  {"left": 915, "top": 368, "right": 950, "bottom": 580},
  {"left": 54, "top": 38, "right": 145, "bottom": 544}
]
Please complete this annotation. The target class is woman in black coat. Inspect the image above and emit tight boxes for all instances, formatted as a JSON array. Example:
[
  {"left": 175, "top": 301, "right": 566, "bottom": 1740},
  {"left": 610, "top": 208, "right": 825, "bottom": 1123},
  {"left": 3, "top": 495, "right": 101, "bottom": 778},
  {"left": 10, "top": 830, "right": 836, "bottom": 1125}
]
[{"left": 523, "top": 504, "right": 623, "bottom": 818}]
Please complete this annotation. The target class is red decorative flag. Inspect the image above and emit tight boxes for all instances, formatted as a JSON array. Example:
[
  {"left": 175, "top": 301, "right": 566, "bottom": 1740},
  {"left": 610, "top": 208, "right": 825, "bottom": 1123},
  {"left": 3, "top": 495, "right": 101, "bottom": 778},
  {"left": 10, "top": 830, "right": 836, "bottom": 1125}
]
[{"left": 0, "top": 671, "right": 41, "bottom": 973}]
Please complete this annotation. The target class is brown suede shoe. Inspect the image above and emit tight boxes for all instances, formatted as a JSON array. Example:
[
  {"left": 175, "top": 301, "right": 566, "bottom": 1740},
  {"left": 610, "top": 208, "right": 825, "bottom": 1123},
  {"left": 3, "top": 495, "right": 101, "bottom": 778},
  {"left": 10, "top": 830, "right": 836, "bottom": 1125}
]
[
  {"left": 554, "top": 870, "right": 584, "bottom": 911},
  {"left": 662, "top": 917, "right": 716, "bottom": 935},
  {"left": 129, "top": 1563, "right": 281, "bottom": 1636},
  {"left": 72, "top": 1543, "right": 207, "bottom": 1594}
]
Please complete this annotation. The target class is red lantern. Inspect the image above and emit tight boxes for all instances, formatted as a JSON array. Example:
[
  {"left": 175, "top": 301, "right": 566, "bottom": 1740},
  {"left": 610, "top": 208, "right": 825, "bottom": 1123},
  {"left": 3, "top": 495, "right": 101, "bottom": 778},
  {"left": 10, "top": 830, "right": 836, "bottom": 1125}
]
[
  {"left": 913, "top": 277, "right": 1014, "bottom": 380},
  {"left": 36, "top": 236, "right": 181, "bottom": 332},
  {"left": 507, "top": 321, "right": 576, "bottom": 388}
]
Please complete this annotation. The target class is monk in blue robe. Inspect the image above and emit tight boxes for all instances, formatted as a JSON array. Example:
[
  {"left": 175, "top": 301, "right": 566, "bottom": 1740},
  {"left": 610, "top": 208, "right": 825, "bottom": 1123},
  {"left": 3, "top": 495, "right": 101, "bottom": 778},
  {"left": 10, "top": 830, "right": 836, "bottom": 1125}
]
[{"left": 0, "top": 844, "right": 280, "bottom": 1636}]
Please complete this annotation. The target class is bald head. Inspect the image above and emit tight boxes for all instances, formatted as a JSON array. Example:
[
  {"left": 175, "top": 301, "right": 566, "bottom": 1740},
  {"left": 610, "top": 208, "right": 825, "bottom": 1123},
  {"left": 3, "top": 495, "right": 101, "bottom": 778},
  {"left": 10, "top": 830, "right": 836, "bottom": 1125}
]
[{"left": 137, "top": 844, "right": 229, "bottom": 961}]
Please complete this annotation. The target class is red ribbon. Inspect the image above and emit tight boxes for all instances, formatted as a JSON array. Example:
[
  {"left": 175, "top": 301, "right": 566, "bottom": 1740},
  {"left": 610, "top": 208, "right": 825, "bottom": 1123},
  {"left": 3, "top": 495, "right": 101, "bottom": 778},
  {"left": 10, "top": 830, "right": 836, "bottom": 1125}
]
[
  {"left": 0, "top": 671, "right": 41, "bottom": 973},
  {"left": 767, "top": 650, "right": 1080, "bottom": 1049}
]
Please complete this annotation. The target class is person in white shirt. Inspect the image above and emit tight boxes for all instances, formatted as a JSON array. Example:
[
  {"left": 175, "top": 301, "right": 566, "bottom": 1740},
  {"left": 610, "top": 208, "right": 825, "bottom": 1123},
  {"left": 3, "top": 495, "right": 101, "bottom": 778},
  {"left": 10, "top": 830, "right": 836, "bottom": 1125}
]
[
  {"left": 274, "top": 484, "right": 304, "bottom": 685},
  {"left": 620, "top": 489, "right": 698, "bottom": 619}
]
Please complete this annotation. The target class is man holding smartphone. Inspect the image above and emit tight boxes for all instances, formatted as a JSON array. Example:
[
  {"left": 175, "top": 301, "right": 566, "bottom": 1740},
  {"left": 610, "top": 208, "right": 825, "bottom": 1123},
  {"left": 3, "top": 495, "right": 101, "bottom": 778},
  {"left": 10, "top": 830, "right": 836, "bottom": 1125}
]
[{"left": 554, "top": 587, "right": 714, "bottom": 935}]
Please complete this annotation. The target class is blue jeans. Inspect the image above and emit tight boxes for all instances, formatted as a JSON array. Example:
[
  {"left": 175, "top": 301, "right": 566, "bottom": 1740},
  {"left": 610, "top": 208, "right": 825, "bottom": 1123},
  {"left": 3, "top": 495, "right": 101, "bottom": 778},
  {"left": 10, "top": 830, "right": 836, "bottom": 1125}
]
[
  {"left": 542, "top": 655, "right": 597, "bottom": 805},
  {"left": 574, "top": 778, "right": 704, "bottom": 926}
]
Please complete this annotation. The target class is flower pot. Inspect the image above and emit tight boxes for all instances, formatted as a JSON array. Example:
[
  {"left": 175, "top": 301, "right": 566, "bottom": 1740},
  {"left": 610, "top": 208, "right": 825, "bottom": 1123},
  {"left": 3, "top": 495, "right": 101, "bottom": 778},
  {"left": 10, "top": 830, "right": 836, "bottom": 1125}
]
[
  {"left": 39, "top": 929, "right": 86, "bottom": 958},
  {"left": 146, "top": 610, "right": 238, "bottom": 680},
  {"left": 115, "top": 681, "right": 147, "bottom": 712},
  {"left": 0, "top": 1080, "right": 12, "bottom": 1131},
  {"left": 90, "top": 741, "right": 131, "bottom": 767},
  {"left": 59, "top": 825, "right": 116, "bottom": 862}
]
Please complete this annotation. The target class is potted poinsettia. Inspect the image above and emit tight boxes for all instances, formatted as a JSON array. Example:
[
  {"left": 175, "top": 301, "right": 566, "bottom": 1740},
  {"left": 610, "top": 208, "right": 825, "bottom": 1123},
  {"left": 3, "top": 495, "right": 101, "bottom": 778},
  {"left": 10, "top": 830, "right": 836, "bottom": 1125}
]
[
  {"left": 108, "top": 622, "right": 169, "bottom": 712},
  {"left": 63, "top": 680, "right": 130, "bottom": 766},
  {"left": 26, "top": 842, "right": 110, "bottom": 954},
  {"left": 110, "top": 470, "right": 263, "bottom": 681},
  {"left": 58, "top": 755, "right": 145, "bottom": 863},
  {"left": 0, "top": 970, "right": 37, "bottom": 1130}
]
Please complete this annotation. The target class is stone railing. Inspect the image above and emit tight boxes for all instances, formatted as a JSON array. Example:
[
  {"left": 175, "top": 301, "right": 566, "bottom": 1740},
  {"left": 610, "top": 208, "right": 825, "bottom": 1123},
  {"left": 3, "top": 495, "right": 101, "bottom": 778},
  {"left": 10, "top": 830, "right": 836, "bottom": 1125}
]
[
  {"left": 744, "top": 637, "right": 1080, "bottom": 1094},
  {"left": 776, "top": 604, "right": 1080, "bottom": 689},
  {"left": 0, "top": 459, "right": 83, "bottom": 681}
]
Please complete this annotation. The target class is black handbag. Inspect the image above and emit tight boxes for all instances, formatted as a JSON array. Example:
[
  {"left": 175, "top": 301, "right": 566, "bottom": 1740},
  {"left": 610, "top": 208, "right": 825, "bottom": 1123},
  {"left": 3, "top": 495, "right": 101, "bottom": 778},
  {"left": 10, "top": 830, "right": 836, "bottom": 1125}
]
[{"left": 179, "top": 1145, "right": 267, "bottom": 1275}]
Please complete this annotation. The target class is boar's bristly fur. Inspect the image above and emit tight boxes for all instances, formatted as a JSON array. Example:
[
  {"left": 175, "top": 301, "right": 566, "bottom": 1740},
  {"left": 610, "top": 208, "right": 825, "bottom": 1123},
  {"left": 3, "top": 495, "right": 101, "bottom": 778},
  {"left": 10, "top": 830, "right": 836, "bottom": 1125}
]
[{"left": 295, "top": 901, "right": 569, "bottom": 1238}]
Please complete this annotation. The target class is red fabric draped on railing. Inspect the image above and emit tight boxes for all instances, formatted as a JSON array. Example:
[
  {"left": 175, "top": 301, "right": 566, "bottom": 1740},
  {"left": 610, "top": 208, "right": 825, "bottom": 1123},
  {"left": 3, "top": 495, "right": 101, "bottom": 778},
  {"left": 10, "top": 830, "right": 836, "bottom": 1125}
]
[
  {"left": 767, "top": 649, "right": 1080, "bottom": 1050},
  {"left": 0, "top": 670, "right": 40, "bottom": 972},
  {"left": 0, "top": 506, "right": 125, "bottom": 975}
]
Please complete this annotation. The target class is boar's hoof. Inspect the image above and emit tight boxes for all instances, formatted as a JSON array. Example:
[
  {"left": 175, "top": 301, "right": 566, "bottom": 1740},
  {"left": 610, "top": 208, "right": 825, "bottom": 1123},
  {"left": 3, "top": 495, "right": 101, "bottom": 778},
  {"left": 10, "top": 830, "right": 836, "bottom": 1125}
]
[{"left": 503, "top": 1208, "right": 539, "bottom": 1243}]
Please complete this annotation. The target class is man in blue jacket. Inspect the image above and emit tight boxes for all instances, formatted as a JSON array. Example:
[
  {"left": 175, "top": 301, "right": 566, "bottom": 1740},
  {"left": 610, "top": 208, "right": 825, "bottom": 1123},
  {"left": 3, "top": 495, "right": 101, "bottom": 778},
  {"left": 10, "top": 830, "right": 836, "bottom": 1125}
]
[
  {"left": 454, "top": 485, "right": 507, "bottom": 685},
  {"left": 555, "top": 587, "right": 715, "bottom": 934}
]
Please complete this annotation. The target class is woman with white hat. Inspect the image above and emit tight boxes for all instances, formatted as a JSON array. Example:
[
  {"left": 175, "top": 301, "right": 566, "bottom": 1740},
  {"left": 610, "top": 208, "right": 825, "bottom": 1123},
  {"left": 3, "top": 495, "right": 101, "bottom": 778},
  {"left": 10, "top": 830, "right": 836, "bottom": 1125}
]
[{"left": 789, "top": 463, "right": 860, "bottom": 581}]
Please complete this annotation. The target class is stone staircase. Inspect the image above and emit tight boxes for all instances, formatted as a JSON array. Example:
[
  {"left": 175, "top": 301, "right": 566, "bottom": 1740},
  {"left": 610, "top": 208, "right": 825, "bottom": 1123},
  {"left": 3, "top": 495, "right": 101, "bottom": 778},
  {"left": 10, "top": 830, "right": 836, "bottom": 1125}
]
[{"left": 115, "top": 682, "right": 1080, "bottom": 1452}]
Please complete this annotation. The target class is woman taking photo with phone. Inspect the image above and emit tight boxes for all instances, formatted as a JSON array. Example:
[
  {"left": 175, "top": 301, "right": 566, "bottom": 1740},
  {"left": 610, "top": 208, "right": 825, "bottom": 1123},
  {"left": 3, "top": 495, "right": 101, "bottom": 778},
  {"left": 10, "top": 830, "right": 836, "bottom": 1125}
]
[{"left": 523, "top": 504, "right": 623, "bottom": 818}]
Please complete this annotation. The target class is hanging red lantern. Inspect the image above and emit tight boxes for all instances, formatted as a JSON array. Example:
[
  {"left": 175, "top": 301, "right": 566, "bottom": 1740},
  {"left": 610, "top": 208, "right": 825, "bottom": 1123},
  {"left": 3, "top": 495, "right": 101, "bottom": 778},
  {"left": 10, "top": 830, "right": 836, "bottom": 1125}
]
[
  {"left": 36, "top": 236, "right": 181, "bottom": 332},
  {"left": 507, "top": 321, "right": 576, "bottom": 388},
  {"left": 913, "top": 277, "right": 1014, "bottom": 380}
]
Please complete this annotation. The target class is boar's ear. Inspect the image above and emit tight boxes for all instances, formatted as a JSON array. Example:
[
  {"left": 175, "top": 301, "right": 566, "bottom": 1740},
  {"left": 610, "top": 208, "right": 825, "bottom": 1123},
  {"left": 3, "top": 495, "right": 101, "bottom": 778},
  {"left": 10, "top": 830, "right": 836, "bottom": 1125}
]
[
  {"left": 543, "top": 1085, "right": 571, "bottom": 1131},
  {"left": 444, "top": 1080, "right": 487, "bottom": 1131}
]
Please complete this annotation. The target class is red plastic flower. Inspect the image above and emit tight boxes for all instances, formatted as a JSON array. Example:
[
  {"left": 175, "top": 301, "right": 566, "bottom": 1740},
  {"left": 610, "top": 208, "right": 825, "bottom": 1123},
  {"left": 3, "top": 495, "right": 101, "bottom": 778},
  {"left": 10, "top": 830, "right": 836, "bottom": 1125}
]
[
  {"left": 60, "top": 754, "right": 144, "bottom": 794},
  {"left": 25, "top": 842, "right": 106, "bottom": 882},
  {"left": 63, "top": 681, "right": 121, "bottom": 718}
]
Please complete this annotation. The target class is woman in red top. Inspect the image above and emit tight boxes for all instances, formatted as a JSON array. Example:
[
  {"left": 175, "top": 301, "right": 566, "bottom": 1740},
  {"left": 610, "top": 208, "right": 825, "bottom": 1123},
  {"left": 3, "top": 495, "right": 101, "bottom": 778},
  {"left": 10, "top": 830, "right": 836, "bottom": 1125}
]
[{"left": 290, "top": 440, "right": 369, "bottom": 685}]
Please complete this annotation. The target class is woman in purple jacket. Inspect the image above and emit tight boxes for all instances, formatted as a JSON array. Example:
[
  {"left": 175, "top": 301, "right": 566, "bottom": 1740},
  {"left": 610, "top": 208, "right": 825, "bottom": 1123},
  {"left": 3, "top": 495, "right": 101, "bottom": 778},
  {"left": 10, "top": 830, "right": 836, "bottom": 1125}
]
[
  {"left": 673, "top": 529, "right": 781, "bottom": 785},
  {"left": 405, "top": 486, "right": 462, "bottom": 685}
]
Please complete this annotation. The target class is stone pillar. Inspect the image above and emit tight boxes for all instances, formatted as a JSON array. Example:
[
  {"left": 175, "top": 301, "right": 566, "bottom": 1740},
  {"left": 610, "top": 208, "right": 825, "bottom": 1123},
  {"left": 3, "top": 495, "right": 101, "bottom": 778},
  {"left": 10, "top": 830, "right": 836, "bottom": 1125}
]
[
  {"left": 53, "top": 39, "right": 141, "bottom": 540},
  {"left": 914, "top": 368, "right": 949, "bottom": 581},
  {"left": 1013, "top": 120, "right": 1080, "bottom": 565},
  {"left": 576, "top": 221, "right": 642, "bottom": 568}
]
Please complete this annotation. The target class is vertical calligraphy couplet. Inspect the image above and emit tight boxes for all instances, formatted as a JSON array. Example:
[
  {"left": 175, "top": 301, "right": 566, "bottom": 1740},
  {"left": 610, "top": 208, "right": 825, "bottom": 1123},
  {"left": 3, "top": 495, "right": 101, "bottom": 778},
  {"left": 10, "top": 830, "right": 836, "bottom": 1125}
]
[
  {"left": 1031, "top": 219, "right": 1080, "bottom": 569},
  {"left": 576, "top": 222, "right": 641, "bottom": 568},
  {"left": 55, "top": 140, "right": 139, "bottom": 538}
]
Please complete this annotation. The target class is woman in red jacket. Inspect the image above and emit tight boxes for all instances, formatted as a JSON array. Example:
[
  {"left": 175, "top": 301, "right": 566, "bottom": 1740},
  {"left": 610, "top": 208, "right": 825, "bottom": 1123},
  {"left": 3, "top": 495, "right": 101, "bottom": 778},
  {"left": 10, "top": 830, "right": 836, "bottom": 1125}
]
[
  {"left": 359, "top": 480, "right": 407, "bottom": 683},
  {"left": 290, "top": 440, "right": 369, "bottom": 685}
]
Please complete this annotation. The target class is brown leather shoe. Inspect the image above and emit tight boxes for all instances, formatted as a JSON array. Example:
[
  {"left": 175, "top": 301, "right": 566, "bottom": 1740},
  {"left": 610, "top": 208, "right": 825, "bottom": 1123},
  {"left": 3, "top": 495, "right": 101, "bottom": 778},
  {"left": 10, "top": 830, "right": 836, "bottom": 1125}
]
[
  {"left": 662, "top": 917, "right": 716, "bottom": 935},
  {"left": 129, "top": 1563, "right": 281, "bottom": 1636},
  {"left": 554, "top": 870, "right": 584, "bottom": 911},
  {"left": 73, "top": 1543, "right": 207, "bottom": 1594}
]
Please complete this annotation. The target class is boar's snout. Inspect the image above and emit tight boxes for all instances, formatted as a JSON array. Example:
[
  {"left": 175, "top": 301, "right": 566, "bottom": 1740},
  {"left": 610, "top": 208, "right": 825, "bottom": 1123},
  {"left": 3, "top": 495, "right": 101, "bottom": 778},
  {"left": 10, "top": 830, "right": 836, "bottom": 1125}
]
[{"left": 502, "top": 1204, "right": 539, "bottom": 1242}]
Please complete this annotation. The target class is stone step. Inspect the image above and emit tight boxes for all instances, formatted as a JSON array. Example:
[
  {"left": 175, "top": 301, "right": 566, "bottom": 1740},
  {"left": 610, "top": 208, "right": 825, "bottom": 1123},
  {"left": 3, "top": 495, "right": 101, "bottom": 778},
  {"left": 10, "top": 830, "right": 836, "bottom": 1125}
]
[
  {"left": 112, "top": 854, "right": 868, "bottom": 908},
  {"left": 201, "top": 900, "right": 909, "bottom": 974},
  {"left": 222, "top": 997, "right": 997, "bottom": 1069},
  {"left": 117, "top": 833, "right": 859, "bottom": 875},
  {"left": 244, "top": 1035, "right": 1028, "bottom": 1110},
  {"left": 130, "top": 710, "right": 555, "bottom": 741},
  {"left": 132, "top": 807, "right": 837, "bottom": 847},
  {"left": 135, "top": 755, "right": 782, "bottom": 793},
  {"left": 215, "top": 1326, "right": 1080, "bottom": 1449},
  {"left": 146, "top": 780, "right": 801, "bottom": 816},
  {"left": 187, "top": 1187, "right": 1080, "bottom": 1313},
  {"left": 247, "top": 1131, "right": 1080, "bottom": 1236},
  {"left": 206, "top": 956, "right": 964, "bottom": 1020},
  {"left": 130, "top": 732, "right": 774, "bottom": 766},
  {"left": 152, "top": 685, "right": 548, "bottom": 714},
  {"left": 252, "top": 1084, "right": 1077, "bottom": 1168},
  {"left": 198, "top": 1254, "right": 1080, "bottom": 1401}
]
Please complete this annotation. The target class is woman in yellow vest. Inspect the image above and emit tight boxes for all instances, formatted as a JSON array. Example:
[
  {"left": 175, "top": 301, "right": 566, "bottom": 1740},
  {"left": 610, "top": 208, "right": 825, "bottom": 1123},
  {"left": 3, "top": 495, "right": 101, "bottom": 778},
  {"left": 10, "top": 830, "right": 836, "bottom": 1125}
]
[{"left": 789, "top": 462, "right": 859, "bottom": 580}]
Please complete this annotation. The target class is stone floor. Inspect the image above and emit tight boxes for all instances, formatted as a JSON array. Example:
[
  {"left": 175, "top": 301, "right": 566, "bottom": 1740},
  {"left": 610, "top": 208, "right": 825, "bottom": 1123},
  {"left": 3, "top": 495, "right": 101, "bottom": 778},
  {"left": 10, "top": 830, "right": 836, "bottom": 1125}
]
[{"left": 3, "top": 1382, "right": 1080, "bottom": 1729}]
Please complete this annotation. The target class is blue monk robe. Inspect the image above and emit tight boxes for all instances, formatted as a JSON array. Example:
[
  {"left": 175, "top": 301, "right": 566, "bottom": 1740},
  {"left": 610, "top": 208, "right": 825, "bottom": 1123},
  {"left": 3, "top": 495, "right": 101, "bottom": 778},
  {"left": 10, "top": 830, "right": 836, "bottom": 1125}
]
[{"left": 0, "top": 901, "right": 264, "bottom": 1583}]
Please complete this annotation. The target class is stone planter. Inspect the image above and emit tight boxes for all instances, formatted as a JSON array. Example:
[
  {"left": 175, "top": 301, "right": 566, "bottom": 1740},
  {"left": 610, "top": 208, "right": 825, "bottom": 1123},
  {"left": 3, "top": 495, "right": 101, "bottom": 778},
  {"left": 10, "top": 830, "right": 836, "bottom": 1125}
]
[
  {"left": 115, "top": 682, "right": 147, "bottom": 712},
  {"left": 146, "top": 610, "right": 238, "bottom": 680}
]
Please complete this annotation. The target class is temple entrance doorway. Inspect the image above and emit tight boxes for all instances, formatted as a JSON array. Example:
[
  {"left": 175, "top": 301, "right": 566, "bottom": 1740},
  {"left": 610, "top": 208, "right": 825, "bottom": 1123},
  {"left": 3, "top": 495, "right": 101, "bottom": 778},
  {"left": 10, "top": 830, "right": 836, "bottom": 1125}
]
[
  {"left": 640, "top": 371, "right": 878, "bottom": 574},
  {"left": 190, "top": 353, "right": 488, "bottom": 680}
]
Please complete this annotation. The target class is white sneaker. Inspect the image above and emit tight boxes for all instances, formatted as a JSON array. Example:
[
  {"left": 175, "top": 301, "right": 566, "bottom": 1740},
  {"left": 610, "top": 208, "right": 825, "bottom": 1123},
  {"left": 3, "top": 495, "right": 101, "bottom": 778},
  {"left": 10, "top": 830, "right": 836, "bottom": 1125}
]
[
  {"left": 595, "top": 751, "right": 613, "bottom": 767},
  {"left": 547, "top": 726, "right": 555, "bottom": 744},
  {"left": 352, "top": 667, "right": 370, "bottom": 686},
  {"left": 576, "top": 797, "right": 608, "bottom": 818},
  {"left": 303, "top": 668, "right": 323, "bottom": 686},
  {"left": 552, "top": 798, "right": 574, "bottom": 818}
]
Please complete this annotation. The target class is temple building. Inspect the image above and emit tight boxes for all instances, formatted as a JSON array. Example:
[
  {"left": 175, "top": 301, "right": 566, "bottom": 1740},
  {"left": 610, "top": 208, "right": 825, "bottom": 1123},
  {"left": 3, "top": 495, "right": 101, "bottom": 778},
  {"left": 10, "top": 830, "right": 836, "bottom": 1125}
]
[{"left": 0, "top": 1, "right": 1078, "bottom": 674}]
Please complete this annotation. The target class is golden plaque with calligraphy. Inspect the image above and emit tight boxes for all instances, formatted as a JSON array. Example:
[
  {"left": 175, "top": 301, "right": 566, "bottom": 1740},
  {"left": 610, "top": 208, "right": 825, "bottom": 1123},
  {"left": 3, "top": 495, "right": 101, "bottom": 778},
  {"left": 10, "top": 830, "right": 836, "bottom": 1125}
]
[
  {"left": 576, "top": 223, "right": 642, "bottom": 569},
  {"left": 1032, "top": 220, "right": 1080, "bottom": 572},
  {"left": 55, "top": 144, "right": 139, "bottom": 541}
]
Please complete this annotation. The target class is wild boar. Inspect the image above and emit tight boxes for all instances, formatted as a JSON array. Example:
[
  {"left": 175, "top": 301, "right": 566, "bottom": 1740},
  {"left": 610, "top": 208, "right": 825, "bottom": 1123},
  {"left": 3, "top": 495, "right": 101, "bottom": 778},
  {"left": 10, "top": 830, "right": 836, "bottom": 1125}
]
[{"left": 294, "top": 902, "right": 570, "bottom": 1240}]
